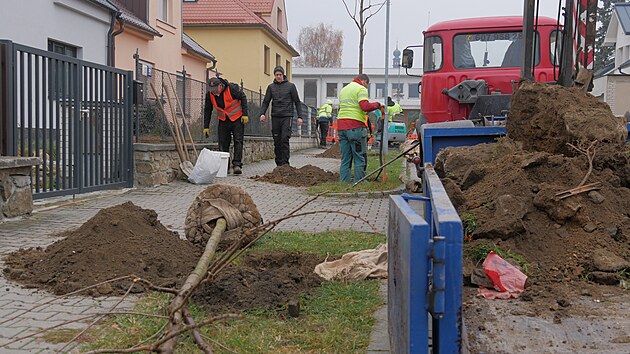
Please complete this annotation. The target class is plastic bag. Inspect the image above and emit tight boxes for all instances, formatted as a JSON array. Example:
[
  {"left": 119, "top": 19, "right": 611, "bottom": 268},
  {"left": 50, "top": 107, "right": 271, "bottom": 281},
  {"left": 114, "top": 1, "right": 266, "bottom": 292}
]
[
  {"left": 188, "top": 148, "right": 221, "bottom": 184},
  {"left": 477, "top": 251, "right": 527, "bottom": 300}
]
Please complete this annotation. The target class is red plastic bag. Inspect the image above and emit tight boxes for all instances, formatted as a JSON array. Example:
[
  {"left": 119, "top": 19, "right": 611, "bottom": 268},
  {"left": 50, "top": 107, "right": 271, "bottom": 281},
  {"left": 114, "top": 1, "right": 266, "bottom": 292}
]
[{"left": 477, "top": 251, "right": 527, "bottom": 300}]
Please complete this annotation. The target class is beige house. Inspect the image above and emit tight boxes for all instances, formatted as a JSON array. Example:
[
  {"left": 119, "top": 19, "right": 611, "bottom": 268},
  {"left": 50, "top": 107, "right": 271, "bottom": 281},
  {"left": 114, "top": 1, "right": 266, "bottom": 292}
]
[
  {"left": 592, "top": 2, "right": 630, "bottom": 118},
  {"left": 183, "top": 0, "right": 299, "bottom": 91},
  {"left": 111, "top": 0, "right": 216, "bottom": 82}
]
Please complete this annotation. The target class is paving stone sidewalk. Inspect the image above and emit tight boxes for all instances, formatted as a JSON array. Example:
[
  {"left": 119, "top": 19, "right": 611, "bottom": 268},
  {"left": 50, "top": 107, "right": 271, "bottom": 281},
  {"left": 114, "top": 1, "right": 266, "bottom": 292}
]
[{"left": 0, "top": 148, "right": 391, "bottom": 353}]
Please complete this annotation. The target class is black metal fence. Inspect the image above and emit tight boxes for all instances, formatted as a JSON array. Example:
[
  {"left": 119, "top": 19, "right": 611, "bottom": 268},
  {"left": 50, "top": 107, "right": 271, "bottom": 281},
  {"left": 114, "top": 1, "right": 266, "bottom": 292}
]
[
  {"left": 0, "top": 40, "right": 134, "bottom": 199},
  {"left": 133, "top": 57, "right": 317, "bottom": 143}
]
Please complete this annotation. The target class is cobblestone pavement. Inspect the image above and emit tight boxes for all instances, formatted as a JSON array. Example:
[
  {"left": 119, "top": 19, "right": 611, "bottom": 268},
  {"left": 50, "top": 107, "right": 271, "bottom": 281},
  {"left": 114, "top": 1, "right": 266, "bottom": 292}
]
[{"left": 0, "top": 148, "right": 391, "bottom": 353}]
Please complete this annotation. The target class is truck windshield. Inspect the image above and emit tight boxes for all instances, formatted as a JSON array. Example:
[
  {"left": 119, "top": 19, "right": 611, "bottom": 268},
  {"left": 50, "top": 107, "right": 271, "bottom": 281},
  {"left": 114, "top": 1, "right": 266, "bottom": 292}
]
[{"left": 453, "top": 32, "right": 540, "bottom": 69}]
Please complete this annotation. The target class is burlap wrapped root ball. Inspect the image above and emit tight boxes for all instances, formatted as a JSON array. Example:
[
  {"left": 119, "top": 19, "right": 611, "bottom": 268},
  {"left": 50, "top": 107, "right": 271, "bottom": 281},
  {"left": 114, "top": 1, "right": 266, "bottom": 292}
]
[{"left": 184, "top": 184, "right": 262, "bottom": 249}]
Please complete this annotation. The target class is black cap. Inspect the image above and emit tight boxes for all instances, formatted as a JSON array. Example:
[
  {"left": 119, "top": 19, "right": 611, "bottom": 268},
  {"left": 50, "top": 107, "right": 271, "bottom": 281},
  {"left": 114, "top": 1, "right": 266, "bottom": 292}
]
[
  {"left": 273, "top": 66, "right": 285, "bottom": 75},
  {"left": 208, "top": 77, "right": 221, "bottom": 88}
]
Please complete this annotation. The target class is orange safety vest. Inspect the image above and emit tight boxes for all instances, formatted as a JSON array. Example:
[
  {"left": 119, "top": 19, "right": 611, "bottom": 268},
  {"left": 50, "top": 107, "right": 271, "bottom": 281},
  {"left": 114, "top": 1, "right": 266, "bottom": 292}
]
[{"left": 209, "top": 86, "right": 243, "bottom": 122}]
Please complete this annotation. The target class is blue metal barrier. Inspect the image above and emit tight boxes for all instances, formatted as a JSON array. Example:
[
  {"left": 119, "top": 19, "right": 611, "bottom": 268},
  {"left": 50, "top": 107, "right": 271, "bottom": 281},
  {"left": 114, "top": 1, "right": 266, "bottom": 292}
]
[{"left": 388, "top": 165, "right": 464, "bottom": 353}]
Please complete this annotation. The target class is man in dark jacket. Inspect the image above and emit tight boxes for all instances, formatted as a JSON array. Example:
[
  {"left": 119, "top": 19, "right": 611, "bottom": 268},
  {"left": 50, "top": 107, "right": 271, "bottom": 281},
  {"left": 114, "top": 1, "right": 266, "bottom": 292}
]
[
  {"left": 259, "top": 66, "right": 302, "bottom": 166},
  {"left": 204, "top": 76, "right": 248, "bottom": 174}
]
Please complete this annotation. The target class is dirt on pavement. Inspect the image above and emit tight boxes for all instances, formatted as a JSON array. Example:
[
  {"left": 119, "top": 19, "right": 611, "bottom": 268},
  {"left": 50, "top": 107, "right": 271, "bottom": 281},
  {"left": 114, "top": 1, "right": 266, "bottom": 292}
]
[
  {"left": 434, "top": 81, "right": 630, "bottom": 353},
  {"left": 3, "top": 202, "right": 200, "bottom": 296},
  {"left": 317, "top": 143, "right": 341, "bottom": 159},
  {"left": 3, "top": 201, "right": 326, "bottom": 312},
  {"left": 251, "top": 164, "right": 339, "bottom": 187}
]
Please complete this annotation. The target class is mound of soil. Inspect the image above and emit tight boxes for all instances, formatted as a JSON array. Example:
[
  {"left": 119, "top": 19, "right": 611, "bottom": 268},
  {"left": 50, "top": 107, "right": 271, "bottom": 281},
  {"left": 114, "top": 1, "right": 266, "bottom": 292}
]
[
  {"left": 434, "top": 82, "right": 630, "bottom": 344},
  {"left": 317, "top": 143, "right": 341, "bottom": 159},
  {"left": 508, "top": 81, "right": 628, "bottom": 154},
  {"left": 192, "top": 251, "right": 325, "bottom": 311},
  {"left": 2, "top": 202, "right": 199, "bottom": 296},
  {"left": 252, "top": 164, "right": 339, "bottom": 187}
]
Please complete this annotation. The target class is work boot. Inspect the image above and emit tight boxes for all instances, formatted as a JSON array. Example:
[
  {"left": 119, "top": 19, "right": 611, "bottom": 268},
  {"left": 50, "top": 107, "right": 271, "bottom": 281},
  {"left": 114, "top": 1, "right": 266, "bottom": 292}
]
[{"left": 233, "top": 166, "right": 242, "bottom": 175}]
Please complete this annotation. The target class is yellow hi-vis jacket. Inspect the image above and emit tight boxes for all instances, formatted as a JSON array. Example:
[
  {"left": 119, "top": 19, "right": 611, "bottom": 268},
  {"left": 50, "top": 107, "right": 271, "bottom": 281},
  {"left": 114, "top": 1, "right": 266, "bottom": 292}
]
[
  {"left": 337, "top": 81, "right": 369, "bottom": 125},
  {"left": 317, "top": 103, "right": 333, "bottom": 122}
]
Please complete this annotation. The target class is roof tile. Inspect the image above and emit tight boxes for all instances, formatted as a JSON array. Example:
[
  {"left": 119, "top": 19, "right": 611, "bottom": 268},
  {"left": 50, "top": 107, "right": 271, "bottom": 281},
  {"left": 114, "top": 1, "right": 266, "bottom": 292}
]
[{"left": 183, "top": 0, "right": 266, "bottom": 25}]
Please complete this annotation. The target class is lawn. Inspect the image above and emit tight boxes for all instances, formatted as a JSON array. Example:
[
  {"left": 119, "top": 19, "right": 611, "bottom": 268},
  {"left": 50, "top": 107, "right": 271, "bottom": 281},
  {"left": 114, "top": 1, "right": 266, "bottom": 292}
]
[{"left": 76, "top": 230, "right": 386, "bottom": 353}]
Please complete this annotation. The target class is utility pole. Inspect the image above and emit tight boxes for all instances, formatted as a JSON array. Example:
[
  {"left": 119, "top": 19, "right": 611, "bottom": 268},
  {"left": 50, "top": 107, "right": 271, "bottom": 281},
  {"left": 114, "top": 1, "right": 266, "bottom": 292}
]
[{"left": 382, "top": 0, "right": 391, "bottom": 158}]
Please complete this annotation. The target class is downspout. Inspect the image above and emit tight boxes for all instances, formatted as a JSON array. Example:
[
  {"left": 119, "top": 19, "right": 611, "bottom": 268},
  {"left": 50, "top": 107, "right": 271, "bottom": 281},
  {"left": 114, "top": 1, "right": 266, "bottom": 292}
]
[{"left": 109, "top": 12, "right": 124, "bottom": 67}]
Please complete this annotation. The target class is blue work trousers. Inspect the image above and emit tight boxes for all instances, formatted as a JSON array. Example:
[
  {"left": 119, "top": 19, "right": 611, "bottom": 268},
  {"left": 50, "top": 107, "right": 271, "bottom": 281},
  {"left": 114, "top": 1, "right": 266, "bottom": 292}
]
[{"left": 339, "top": 127, "right": 368, "bottom": 183}]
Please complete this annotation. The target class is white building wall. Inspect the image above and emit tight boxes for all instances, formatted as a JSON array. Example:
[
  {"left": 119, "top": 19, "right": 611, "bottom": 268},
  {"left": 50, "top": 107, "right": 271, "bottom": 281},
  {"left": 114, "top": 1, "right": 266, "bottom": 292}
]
[
  {"left": 292, "top": 67, "right": 423, "bottom": 111},
  {"left": 0, "top": 0, "right": 112, "bottom": 64}
]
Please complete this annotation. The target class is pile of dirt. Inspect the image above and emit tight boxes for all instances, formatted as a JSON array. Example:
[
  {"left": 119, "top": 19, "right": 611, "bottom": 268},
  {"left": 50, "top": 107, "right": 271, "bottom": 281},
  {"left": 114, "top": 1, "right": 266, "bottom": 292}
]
[
  {"left": 192, "top": 251, "right": 326, "bottom": 311},
  {"left": 252, "top": 164, "right": 339, "bottom": 187},
  {"left": 435, "top": 82, "right": 630, "bottom": 312},
  {"left": 508, "top": 81, "right": 628, "bottom": 154},
  {"left": 317, "top": 143, "right": 341, "bottom": 159},
  {"left": 2, "top": 202, "right": 199, "bottom": 296}
]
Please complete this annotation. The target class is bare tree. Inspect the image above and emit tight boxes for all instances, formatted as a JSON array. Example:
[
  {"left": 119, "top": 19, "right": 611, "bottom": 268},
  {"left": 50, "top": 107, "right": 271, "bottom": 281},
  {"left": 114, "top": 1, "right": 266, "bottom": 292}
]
[
  {"left": 294, "top": 23, "right": 343, "bottom": 68},
  {"left": 341, "top": 0, "right": 386, "bottom": 73}
]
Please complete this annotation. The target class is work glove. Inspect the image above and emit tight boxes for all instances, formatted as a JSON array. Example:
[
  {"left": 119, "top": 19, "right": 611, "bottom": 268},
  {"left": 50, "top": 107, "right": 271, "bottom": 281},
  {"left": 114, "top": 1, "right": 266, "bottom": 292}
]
[
  {"left": 203, "top": 128, "right": 210, "bottom": 138},
  {"left": 241, "top": 115, "right": 249, "bottom": 124}
]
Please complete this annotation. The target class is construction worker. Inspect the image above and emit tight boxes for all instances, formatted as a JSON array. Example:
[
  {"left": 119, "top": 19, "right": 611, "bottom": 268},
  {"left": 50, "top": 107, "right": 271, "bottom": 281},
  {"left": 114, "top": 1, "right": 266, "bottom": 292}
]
[
  {"left": 204, "top": 76, "right": 248, "bottom": 175},
  {"left": 337, "top": 73, "right": 382, "bottom": 183},
  {"left": 316, "top": 99, "right": 333, "bottom": 148},
  {"left": 260, "top": 66, "right": 303, "bottom": 167},
  {"left": 387, "top": 96, "right": 403, "bottom": 122}
]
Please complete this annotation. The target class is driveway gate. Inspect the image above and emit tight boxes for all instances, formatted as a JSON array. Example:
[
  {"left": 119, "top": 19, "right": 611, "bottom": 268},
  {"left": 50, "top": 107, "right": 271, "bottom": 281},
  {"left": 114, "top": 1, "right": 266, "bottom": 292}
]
[{"left": 0, "top": 40, "right": 134, "bottom": 199}]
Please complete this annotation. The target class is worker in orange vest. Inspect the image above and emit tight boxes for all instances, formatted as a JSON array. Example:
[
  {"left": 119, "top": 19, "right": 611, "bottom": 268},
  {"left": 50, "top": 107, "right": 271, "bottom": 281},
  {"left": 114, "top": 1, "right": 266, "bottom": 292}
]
[{"left": 204, "top": 76, "right": 248, "bottom": 175}]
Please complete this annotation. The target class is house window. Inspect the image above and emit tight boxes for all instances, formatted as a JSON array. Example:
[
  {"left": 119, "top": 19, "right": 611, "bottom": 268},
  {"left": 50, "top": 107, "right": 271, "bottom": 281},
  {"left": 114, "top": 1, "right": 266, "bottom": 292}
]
[
  {"left": 326, "top": 83, "right": 337, "bottom": 98},
  {"left": 277, "top": 8, "right": 283, "bottom": 33},
  {"left": 264, "top": 46, "right": 270, "bottom": 75},
  {"left": 48, "top": 40, "right": 78, "bottom": 100},
  {"left": 375, "top": 83, "right": 385, "bottom": 98},
  {"left": 48, "top": 40, "right": 78, "bottom": 58},
  {"left": 159, "top": 0, "right": 169, "bottom": 22},
  {"left": 303, "top": 79, "right": 317, "bottom": 107},
  {"left": 276, "top": 53, "right": 281, "bottom": 68},
  {"left": 285, "top": 60, "right": 291, "bottom": 77},
  {"left": 408, "top": 83, "right": 420, "bottom": 98}
]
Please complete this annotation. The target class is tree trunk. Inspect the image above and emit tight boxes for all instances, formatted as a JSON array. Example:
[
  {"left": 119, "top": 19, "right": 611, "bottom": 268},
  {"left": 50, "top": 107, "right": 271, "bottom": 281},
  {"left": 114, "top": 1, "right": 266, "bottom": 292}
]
[{"left": 161, "top": 218, "right": 226, "bottom": 353}]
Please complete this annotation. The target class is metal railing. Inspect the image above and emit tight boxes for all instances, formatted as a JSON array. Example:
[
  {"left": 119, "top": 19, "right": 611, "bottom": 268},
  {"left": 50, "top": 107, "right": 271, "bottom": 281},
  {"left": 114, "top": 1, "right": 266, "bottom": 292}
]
[
  {"left": 133, "top": 57, "right": 318, "bottom": 143},
  {"left": 0, "top": 40, "right": 134, "bottom": 199}
]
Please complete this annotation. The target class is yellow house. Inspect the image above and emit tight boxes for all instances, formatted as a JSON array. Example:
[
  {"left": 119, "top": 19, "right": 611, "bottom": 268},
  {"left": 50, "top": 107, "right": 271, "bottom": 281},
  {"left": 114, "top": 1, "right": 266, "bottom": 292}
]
[{"left": 183, "top": 0, "right": 299, "bottom": 91}]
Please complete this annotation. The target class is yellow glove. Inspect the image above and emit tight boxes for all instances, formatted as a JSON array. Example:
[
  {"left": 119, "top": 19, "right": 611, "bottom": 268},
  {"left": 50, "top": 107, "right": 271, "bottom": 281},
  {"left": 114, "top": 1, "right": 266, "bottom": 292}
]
[
  {"left": 203, "top": 128, "right": 210, "bottom": 138},
  {"left": 241, "top": 115, "right": 249, "bottom": 124}
]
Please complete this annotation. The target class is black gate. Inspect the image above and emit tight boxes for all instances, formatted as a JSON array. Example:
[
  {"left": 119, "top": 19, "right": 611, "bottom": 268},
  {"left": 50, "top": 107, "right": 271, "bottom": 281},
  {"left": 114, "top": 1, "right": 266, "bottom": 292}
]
[{"left": 0, "top": 40, "right": 134, "bottom": 199}]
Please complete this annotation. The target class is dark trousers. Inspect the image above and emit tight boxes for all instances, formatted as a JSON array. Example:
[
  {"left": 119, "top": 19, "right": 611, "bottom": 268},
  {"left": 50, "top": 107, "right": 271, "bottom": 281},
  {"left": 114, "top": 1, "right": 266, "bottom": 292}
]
[
  {"left": 217, "top": 118, "right": 244, "bottom": 167},
  {"left": 272, "top": 116, "right": 292, "bottom": 166},
  {"left": 317, "top": 121, "right": 329, "bottom": 146}
]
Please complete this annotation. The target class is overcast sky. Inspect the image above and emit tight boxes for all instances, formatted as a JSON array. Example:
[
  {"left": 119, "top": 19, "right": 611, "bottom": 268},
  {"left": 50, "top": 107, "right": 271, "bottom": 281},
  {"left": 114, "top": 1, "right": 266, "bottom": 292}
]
[{"left": 285, "top": 0, "right": 562, "bottom": 68}]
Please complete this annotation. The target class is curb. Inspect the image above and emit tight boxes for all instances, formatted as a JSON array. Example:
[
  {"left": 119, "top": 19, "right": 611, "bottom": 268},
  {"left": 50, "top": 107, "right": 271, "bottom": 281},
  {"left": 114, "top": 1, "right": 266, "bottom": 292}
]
[{"left": 325, "top": 184, "right": 406, "bottom": 198}]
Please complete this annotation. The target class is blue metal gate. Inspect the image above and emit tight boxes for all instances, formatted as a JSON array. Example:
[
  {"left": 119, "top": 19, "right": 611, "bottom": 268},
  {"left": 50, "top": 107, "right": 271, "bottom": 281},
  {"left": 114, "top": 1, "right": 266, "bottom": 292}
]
[
  {"left": 0, "top": 40, "right": 134, "bottom": 199},
  {"left": 388, "top": 166, "right": 464, "bottom": 353}
]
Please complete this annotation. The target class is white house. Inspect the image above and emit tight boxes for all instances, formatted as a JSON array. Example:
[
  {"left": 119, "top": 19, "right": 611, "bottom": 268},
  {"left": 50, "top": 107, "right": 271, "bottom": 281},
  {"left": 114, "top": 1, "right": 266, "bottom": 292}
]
[
  {"left": 292, "top": 66, "right": 423, "bottom": 125},
  {"left": 592, "top": 2, "right": 630, "bottom": 118},
  {"left": 0, "top": 0, "right": 117, "bottom": 64}
]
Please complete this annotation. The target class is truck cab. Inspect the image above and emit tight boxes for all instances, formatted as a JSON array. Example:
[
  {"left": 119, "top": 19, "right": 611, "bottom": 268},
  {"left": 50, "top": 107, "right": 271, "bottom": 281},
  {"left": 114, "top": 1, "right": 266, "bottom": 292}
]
[{"left": 412, "top": 16, "right": 562, "bottom": 124}]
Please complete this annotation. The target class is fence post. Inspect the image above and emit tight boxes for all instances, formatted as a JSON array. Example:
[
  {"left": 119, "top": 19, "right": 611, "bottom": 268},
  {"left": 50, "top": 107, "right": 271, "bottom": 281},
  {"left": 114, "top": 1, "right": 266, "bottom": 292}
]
[
  {"left": 133, "top": 49, "right": 139, "bottom": 142},
  {"left": 0, "top": 40, "right": 15, "bottom": 155},
  {"left": 307, "top": 106, "right": 312, "bottom": 137},
  {"left": 181, "top": 66, "right": 187, "bottom": 138}
]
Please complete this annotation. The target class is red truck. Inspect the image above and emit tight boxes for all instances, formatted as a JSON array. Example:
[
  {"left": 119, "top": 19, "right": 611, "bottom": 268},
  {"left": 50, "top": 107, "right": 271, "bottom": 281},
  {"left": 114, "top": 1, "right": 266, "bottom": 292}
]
[{"left": 404, "top": 16, "right": 563, "bottom": 125}]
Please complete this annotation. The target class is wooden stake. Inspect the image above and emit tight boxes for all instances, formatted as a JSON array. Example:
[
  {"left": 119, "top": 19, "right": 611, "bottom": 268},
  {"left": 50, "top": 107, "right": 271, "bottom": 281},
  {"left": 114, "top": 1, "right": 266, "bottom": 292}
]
[
  {"left": 166, "top": 74, "right": 198, "bottom": 159},
  {"left": 162, "top": 81, "right": 190, "bottom": 162},
  {"left": 149, "top": 82, "right": 185, "bottom": 162}
]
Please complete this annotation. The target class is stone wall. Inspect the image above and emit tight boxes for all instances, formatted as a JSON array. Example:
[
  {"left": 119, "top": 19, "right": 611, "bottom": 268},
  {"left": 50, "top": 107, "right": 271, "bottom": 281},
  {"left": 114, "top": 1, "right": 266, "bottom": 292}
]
[
  {"left": 134, "top": 136, "right": 318, "bottom": 187},
  {"left": 0, "top": 157, "right": 40, "bottom": 220}
]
